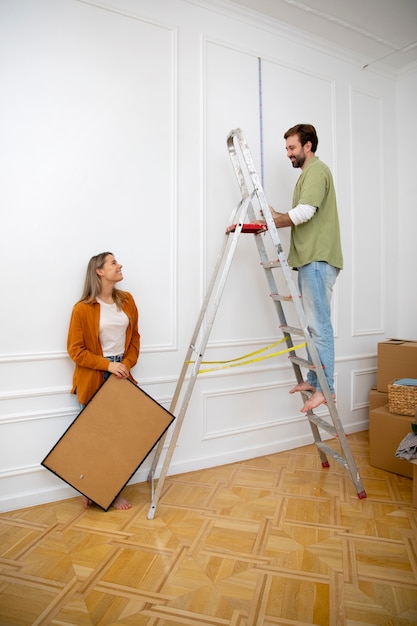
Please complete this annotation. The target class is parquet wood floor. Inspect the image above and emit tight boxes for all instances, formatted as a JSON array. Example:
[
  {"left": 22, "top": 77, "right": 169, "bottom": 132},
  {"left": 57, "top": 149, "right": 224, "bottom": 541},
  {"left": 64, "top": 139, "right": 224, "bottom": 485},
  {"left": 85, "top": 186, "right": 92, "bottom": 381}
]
[{"left": 0, "top": 431, "right": 416, "bottom": 625}]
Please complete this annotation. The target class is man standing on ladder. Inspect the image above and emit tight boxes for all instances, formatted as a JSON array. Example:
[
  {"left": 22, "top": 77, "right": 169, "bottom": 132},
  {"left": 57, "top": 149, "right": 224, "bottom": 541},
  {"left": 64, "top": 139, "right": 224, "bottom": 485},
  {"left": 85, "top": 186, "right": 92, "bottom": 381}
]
[{"left": 264, "top": 123, "right": 343, "bottom": 413}]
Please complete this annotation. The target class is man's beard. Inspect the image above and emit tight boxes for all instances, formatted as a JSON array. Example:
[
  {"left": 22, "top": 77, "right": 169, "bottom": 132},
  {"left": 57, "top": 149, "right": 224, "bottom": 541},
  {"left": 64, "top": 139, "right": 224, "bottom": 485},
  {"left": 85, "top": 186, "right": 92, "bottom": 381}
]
[{"left": 291, "top": 153, "right": 306, "bottom": 168}]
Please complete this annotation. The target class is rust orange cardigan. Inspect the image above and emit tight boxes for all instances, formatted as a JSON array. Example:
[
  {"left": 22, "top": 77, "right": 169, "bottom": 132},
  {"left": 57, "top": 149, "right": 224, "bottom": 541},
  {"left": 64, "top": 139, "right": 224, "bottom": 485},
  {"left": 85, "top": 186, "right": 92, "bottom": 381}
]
[{"left": 67, "top": 292, "right": 140, "bottom": 405}]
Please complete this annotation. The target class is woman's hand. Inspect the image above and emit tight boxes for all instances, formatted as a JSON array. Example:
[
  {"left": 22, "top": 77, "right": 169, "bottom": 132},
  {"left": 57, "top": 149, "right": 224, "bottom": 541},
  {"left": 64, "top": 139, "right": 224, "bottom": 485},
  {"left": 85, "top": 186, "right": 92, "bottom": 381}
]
[{"left": 107, "top": 361, "right": 129, "bottom": 378}]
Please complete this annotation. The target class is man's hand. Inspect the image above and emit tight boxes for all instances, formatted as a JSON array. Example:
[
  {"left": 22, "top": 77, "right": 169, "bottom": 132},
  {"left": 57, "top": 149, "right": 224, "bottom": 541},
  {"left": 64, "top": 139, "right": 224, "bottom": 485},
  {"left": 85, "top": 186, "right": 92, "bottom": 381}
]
[{"left": 261, "top": 206, "right": 293, "bottom": 228}]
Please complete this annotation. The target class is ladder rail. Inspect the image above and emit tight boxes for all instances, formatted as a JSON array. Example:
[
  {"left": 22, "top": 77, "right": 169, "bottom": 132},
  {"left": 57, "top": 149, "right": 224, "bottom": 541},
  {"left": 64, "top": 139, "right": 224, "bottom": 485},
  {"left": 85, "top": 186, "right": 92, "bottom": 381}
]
[
  {"left": 147, "top": 192, "right": 257, "bottom": 485},
  {"left": 147, "top": 193, "right": 259, "bottom": 518},
  {"left": 228, "top": 130, "right": 300, "bottom": 345}
]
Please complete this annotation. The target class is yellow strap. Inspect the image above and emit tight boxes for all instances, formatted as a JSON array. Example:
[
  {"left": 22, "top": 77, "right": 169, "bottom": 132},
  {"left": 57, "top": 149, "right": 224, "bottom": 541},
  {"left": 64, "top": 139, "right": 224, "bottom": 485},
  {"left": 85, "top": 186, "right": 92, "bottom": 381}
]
[{"left": 187, "top": 338, "right": 306, "bottom": 374}]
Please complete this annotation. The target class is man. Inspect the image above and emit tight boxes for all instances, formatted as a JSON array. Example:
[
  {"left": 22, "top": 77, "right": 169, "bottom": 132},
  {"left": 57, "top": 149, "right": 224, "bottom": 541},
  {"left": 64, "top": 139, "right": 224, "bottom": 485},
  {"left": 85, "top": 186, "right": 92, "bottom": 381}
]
[{"left": 267, "top": 124, "right": 343, "bottom": 412}]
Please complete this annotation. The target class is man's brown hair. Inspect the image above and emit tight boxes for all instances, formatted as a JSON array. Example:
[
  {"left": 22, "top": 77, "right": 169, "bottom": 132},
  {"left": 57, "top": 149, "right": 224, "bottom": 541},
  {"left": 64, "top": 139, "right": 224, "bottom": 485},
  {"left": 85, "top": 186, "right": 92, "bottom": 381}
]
[{"left": 284, "top": 124, "right": 318, "bottom": 152}]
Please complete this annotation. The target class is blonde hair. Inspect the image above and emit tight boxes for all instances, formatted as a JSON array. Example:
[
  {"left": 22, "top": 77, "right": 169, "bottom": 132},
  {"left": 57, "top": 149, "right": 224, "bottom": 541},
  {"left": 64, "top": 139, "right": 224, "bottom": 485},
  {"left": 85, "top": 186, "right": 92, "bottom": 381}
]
[{"left": 79, "top": 252, "right": 126, "bottom": 309}]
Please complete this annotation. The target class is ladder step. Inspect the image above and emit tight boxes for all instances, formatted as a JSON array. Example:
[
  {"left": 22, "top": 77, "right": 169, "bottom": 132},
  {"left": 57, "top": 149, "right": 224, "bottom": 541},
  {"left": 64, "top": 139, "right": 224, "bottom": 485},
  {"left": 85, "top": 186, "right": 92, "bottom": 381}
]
[
  {"left": 280, "top": 324, "right": 305, "bottom": 336},
  {"left": 227, "top": 223, "right": 267, "bottom": 234},
  {"left": 308, "top": 413, "right": 337, "bottom": 437},
  {"left": 271, "top": 293, "right": 293, "bottom": 302},
  {"left": 261, "top": 260, "right": 281, "bottom": 269},
  {"left": 315, "top": 441, "right": 349, "bottom": 470},
  {"left": 289, "top": 355, "right": 315, "bottom": 369}
]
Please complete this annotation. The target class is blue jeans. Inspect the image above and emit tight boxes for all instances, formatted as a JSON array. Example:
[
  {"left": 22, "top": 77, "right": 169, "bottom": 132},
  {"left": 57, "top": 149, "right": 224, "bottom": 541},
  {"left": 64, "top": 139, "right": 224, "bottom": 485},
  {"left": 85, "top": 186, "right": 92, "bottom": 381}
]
[
  {"left": 78, "top": 355, "right": 124, "bottom": 410},
  {"left": 297, "top": 261, "right": 339, "bottom": 394}
]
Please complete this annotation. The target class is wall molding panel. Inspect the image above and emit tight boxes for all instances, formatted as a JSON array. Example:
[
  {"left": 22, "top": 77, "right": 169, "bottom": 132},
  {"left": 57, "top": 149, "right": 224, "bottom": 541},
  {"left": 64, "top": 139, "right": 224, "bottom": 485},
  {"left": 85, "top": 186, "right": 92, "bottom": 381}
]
[
  {"left": 349, "top": 87, "right": 385, "bottom": 337},
  {"left": 351, "top": 368, "right": 378, "bottom": 411}
]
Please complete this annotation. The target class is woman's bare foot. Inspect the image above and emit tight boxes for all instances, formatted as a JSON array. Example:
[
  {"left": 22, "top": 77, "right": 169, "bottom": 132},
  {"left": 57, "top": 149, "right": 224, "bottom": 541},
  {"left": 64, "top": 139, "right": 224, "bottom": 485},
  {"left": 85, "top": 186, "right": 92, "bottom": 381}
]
[
  {"left": 112, "top": 495, "right": 131, "bottom": 510},
  {"left": 82, "top": 496, "right": 92, "bottom": 509},
  {"left": 289, "top": 382, "right": 316, "bottom": 394}
]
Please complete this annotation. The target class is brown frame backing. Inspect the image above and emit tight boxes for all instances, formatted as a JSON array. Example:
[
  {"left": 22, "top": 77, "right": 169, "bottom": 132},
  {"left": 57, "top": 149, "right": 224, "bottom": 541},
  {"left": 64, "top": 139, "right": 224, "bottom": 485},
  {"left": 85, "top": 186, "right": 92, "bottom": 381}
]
[{"left": 42, "top": 375, "right": 175, "bottom": 510}]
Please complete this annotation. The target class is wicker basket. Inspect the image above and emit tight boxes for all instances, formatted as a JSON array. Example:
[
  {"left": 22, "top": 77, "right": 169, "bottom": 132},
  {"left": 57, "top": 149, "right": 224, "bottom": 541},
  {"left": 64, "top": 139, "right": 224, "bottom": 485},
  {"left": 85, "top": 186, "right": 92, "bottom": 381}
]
[{"left": 388, "top": 379, "right": 417, "bottom": 416}]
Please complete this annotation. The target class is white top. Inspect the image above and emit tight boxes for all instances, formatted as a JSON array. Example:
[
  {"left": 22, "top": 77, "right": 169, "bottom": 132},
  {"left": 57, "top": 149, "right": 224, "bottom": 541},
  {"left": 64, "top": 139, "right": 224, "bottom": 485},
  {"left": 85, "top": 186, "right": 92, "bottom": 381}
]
[
  {"left": 288, "top": 203, "right": 317, "bottom": 225},
  {"left": 97, "top": 298, "right": 129, "bottom": 357}
]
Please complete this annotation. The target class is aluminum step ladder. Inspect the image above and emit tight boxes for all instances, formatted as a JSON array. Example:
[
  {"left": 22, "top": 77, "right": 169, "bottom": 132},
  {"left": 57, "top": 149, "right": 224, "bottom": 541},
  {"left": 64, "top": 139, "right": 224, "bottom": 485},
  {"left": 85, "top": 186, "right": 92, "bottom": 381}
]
[{"left": 147, "top": 128, "right": 366, "bottom": 520}]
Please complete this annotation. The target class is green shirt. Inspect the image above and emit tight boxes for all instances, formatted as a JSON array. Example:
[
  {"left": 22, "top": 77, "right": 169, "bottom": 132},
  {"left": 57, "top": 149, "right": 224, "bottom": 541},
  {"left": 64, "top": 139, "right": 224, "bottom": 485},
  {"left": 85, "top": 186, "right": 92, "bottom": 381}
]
[{"left": 288, "top": 156, "right": 343, "bottom": 270}]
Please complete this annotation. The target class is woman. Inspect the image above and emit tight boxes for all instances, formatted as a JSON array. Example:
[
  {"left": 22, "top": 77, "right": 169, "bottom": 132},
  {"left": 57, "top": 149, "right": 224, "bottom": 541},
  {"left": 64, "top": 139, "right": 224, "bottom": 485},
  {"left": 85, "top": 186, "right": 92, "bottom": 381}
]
[{"left": 67, "top": 252, "right": 140, "bottom": 510}]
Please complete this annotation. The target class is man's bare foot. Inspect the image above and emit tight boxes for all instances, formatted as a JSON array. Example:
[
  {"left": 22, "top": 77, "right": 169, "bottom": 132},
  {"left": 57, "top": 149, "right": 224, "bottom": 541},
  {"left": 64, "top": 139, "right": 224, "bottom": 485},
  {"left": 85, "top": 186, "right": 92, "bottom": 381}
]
[
  {"left": 82, "top": 496, "right": 92, "bottom": 509},
  {"left": 300, "top": 390, "right": 336, "bottom": 413},
  {"left": 289, "top": 382, "right": 316, "bottom": 394},
  {"left": 112, "top": 495, "right": 131, "bottom": 510}
]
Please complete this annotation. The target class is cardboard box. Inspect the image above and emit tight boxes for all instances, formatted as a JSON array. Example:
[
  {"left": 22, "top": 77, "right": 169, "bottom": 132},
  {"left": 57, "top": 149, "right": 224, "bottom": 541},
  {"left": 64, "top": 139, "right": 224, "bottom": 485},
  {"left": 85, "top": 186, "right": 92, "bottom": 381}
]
[
  {"left": 369, "top": 405, "right": 414, "bottom": 478},
  {"left": 369, "top": 387, "right": 388, "bottom": 411},
  {"left": 377, "top": 340, "right": 417, "bottom": 393}
]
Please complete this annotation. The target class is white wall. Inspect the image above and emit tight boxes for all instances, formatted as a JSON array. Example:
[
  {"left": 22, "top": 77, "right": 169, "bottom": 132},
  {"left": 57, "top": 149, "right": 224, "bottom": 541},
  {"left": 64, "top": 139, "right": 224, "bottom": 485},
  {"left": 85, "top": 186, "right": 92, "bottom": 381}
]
[
  {"left": 0, "top": 0, "right": 412, "bottom": 512},
  {"left": 397, "top": 69, "right": 417, "bottom": 340}
]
